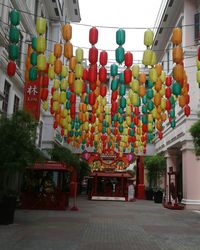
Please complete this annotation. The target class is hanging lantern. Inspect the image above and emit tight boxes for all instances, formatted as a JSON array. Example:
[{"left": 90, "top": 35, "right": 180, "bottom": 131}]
[
  {"left": 54, "top": 59, "right": 62, "bottom": 74},
  {"left": 36, "top": 36, "right": 46, "bottom": 53},
  {"left": 89, "top": 46, "right": 98, "bottom": 64},
  {"left": 88, "top": 92, "right": 96, "bottom": 106},
  {"left": 100, "top": 50, "right": 108, "bottom": 66},
  {"left": 54, "top": 43, "right": 62, "bottom": 58},
  {"left": 165, "top": 87, "right": 171, "bottom": 99},
  {"left": 69, "top": 56, "right": 76, "bottom": 71},
  {"left": 149, "top": 68, "right": 158, "bottom": 83},
  {"left": 74, "top": 79, "right": 83, "bottom": 95},
  {"left": 172, "top": 82, "right": 181, "bottom": 96},
  {"left": 8, "top": 44, "right": 19, "bottom": 60},
  {"left": 48, "top": 66, "right": 55, "bottom": 80},
  {"left": 111, "top": 90, "right": 118, "bottom": 101},
  {"left": 75, "top": 47, "right": 84, "bottom": 63},
  {"left": 82, "top": 68, "right": 88, "bottom": 81},
  {"left": 99, "top": 66, "right": 107, "bottom": 83},
  {"left": 100, "top": 84, "right": 107, "bottom": 97},
  {"left": 89, "top": 27, "right": 98, "bottom": 45},
  {"left": 150, "top": 51, "right": 157, "bottom": 66},
  {"left": 171, "top": 27, "right": 182, "bottom": 45},
  {"left": 111, "top": 79, "right": 119, "bottom": 91},
  {"left": 124, "top": 52, "right": 133, "bottom": 67},
  {"left": 9, "top": 26, "right": 19, "bottom": 43},
  {"left": 37, "top": 54, "right": 46, "bottom": 71},
  {"left": 124, "top": 69, "right": 132, "bottom": 84},
  {"left": 30, "top": 51, "right": 37, "bottom": 66},
  {"left": 88, "top": 64, "right": 97, "bottom": 83},
  {"left": 36, "top": 17, "right": 46, "bottom": 35},
  {"left": 119, "top": 84, "right": 126, "bottom": 96},
  {"left": 115, "top": 46, "right": 125, "bottom": 64},
  {"left": 29, "top": 67, "right": 38, "bottom": 81},
  {"left": 62, "top": 24, "right": 72, "bottom": 41},
  {"left": 41, "top": 88, "right": 48, "bottom": 101},
  {"left": 166, "top": 75, "right": 172, "bottom": 86},
  {"left": 116, "top": 29, "right": 125, "bottom": 46},
  {"left": 138, "top": 72, "right": 146, "bottom": 83},
  {"left": 75, "top": 63, "right": 83, "bottom": 78},
  {"left": 142, "top": 49, "right": 153, "bottom": 66},
  {"left": 10, "top": 9, "right": 20, "bottom": 26},
  {"left": 64, "top": 41, "right": 73, "bottom": 59},
  {"left": 144, "top": 29, "right": 154, "bottom": 47},
  {"left": 61, "top": 65, "right": 68, "bottom": 78},
  {"left": 173, "top": 47, "right": 183, "bottom": 64},
  {"left": 184, "top": 105, "right": 190, "bottom": 116},
  {"left": 7, "top": 60, "right": 16, "bottom": 76},
  {"left": 173, "top": 64, "right": 184, "bottom": 82},
  {"left": 110, "top": 64, "right": 118, "bottom": 77}
]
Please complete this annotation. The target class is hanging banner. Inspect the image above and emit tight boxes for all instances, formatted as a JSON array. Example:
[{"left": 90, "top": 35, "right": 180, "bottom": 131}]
[{"left": 24, "top": 80, "right": 41, "bottom": 121}]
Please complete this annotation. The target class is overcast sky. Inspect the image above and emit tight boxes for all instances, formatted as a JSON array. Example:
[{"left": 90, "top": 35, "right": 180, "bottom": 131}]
[{"left": 71, "top": 0, "right": 163, "bottom": 63}]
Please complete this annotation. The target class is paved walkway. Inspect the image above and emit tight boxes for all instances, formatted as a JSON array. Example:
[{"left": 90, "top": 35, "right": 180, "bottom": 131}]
[{"left": 1, "top": 195, "right": 200, "bottom": 250}]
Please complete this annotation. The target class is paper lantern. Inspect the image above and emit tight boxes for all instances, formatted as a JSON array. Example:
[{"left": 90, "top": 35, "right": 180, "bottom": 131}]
[
  {"left": 82, "top": 68, "right": 88, "bottom": 81},
  {"left": 142, "top": 49, "right": 153, "bottom": 66},
  {"left": 124, "top": 69, "right": 132, "bottom": 84},
  {"left": 69, "top": 56, "right": 76, "bottom": 71},
  {"left": 61, "top": 65, "right": 68, "bottom": 78},
  {"left": 115, "top": 46, "right": 125, "bottom": 64},
  {"left": 124, "top": 52, "right": 133, "bottom": 67},
  {"left": 173, "top": 64, "right": 184, "bottom": 82},
  {"left": 149, "top": 68, "right": 158, "bottom": 82},
  {"left": 111, "top": 90, "right": 118, "bottom": 101},
  {"left": 8, "top": 44, "right": 19, "bottom": 60},
  {"left": 75, "top": 63, "right": 83, "bottom": 78},
  {"left": 120, "top": 97, "right": 126, "bottom": 109},
  {"left": 88, "top": 64, "right": 97, "bottom": 83},
  {"left": 89, "top": 27, "right": 98, "bottom": 45},
  {"left": 37, "top": 54, "right": 46, "bottom": 71},
  {"left": 89, "top": 46, "right": 98, "bottom": 64},
  {"left": 41, "top": 88, "right": 48, "bottom": 101},
  {"left": 173, "top": 47, "right": 183, "bottom": 64},
  {"left": 138, "top": 72, "right": 146, "bottom": 83},
  {"left": 62, "top": 24, "right": 72, "bottom": 41},
  {"left": 139, "top": 85, "right": 146, "bottom": 97},
  {"left": 146, "top": 88, "right": 154, "bottom": 99},
  {"left": 10, "top": 9, "right": 20, "bottom": 26},
  {"left": 29, "top": 67, "right": 38, "bottom": 81},
  {"left": 36, "top": 36, "right": 46, "bottom": 53},
  {"left": 100, "top": 84, "right": 107, "bottom": 97},
  {"left": 119, "top": 84, "right": 126, "bottom": 96},
  {"left": 75, "top": 48, "right": 84, "bottom": 63},
  {"left": 88, "top": 92, "right": 96, "bottom": 105},
  {"left": 116, "top": 29, "right": 125, "bottom": 46},
  {"left": 165, "top": 87, "right": 171, "bottom": 99},
  {"left": 48, "top": 66, "right": 55, "bottom": 80},
  {"left": 144, "top": 29, "right": 154, "bottom": 46},
  {"left": 100, "top": 50, "right": 108, "bottom": 66},
  {"left": 54, "top": 43, "right": 62, "bottom": 58},
  {"left": 36, "top": 17, "right": 46, "bottom": 35},
  {"left": 110, "top": 64, "right": 118, "bottom": 77},
  {"left": 9, "top": 26, "right": 19, "bottom": 43},
  {"left": 150, "top": 51, "right": 157, "bottom": 66},
  {"left": 172, "top": 82, "right": 181, "bottom": 96},
  {"left": 64, "top": 41, "right": 73, "bottom": 59},
  {"left": 54, "top": 59, "right": 62, "bottom": 74},
  {"left": 30, "top": 51, "right": 37, "bottom": 66},
  {"left": 111, "top": 79, "right": 119, "bottom": 91},
  {"left": 99, "top": 66, "right": 107, "bottom": 83},
  {"left": 184, "top": 105, "right": 190, "bottom": 116},
  {"left": 70, "top": 93, "right": 76, "bottom": 103},
  {"left": 171, "top": 28, "right": 182, "bottom": 45},
  {"left": 166, "top": 75, "right": 172, "bottom": 86},
  {"left": 130, "top": 79, "right": 139, "bottom": 92},
  {"left": 7, "top": 60, "right": 16, "bottom": 76}
]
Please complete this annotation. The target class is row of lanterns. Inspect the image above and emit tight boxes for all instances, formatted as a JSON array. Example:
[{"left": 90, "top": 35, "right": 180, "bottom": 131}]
[{"left": 20, "top": 17, "right": 191, "bottom": 155}]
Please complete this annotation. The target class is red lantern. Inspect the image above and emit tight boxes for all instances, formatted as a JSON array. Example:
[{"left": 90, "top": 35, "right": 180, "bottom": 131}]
[
  {"left": 134, "top": 116, "right": 139, "bottom": 125},
  {"left": 100, "top": 50, "right": 108, "bottom": 66},
  {"left": 89, "top": 27, "right": 98, "bottom": 45},
  {"left": 90, "top": 114, "right": 96, "bottom": 123},
  {"left": 124, "top": 69, "right": 132, "bottom": 84},
  {"left": 198, "top": 47, "right": 200, "bottom": 61},
  {"left": 43, "top": 62, "right": 49, "bottom": 74},
  {"left": 88, "top": 64, "right": 97, "bottom": 83},
  {"left": 42, "top": 75, "right": 49, "bottom": 87},
  {"left": 100, "top": 84, "right": 107, "bottom": 97},
  {"left": 166, "top": 99, "right": 172, "bottom": 111},
  {"left": 166, "top": 75, "right": 172, "bottom": 86},
  {"left": 82, "top": 82, "right": 87, "bottom": 93},
  {"left": 89, "top": 82, "right": 97, "bottom": 91},
  {"left": 142, "top": 124, "right": 147, "bottom": 133},
  {"left": 134, "top": 107, "right": 140, "bottom": 116},
  {"left": 184, "top": 105, "right": 190, "bottom": 116},
  {"left": 99, "top": 66, "right": 107, "bottom": 83},
  {"left": 53, "top": 121, "right": 58, "bottom": 129},
  {"left": 41, "top": 88, "right": 48, "bottom": 101},
  {"left": 158, "top": 131, "right": 163, "bottom": 140},
  {"left": 124, "top": 52, "right": 133, "bottom": 67},
  {"left": 82, "top": 68, "right": 88, "bottom": 81},
  {"left": 7, "top": 60, "right": 16, "bottom": 76},
  {"left": 111, "top": 101, "right": 118, "bottom": 113},
  {"left": 51, "top": 87, "right": 55, "bottom": 95},
  {"left": 165, "top": 87, "right": 171, "bottom": 99},
  {"left": 70, "top": 93, "right": 76, "bottom": 104},
  {"left": 185, "top": 94, "right": 190, "bottom": 105},
  {"left": 88, "top": 92, "right": 96, "bottom": 105},
  {"left": 111, "top": 90, "right": 118, "bottom": 101},
  {"left": 89, "top": 46, "right": 98, "bottom": 64}
]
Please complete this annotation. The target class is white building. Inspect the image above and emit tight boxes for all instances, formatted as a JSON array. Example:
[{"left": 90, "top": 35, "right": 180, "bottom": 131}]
[
  {"left": 152, "top": 0, "right": 200, "bottom": 209},
  {"left": 0, "top": 0, "right": 81, "bottom": 149}
]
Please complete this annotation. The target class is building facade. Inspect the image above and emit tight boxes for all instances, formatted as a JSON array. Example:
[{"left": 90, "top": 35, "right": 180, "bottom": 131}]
[{"left": 153, "top": 0, "right": 200, "bottom": 209}]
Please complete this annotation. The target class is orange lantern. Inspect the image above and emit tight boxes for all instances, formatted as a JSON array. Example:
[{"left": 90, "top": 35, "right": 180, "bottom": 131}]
[
  {"left": 173, "top": 47, "right": 183, "bottom": 64},
  {"left": 139, "top": 73, "right": 146, "bottom": 84},
  {"left": 173, "top": 64, "right": 184, "bottom": 82},
  {"left": 54, "top": 59, "right": 62, "bottom": 74},
  {"left": 171, "top": 28, "right": 182, "bottom": 45},
  {"left": 69, "top": 56, "right": 76, "bottom": 71},
  {"left": 62, "top": 24, "right": 72, "bottom": 41},
  {"left": 64, "top": 42, "right": 73, "bottom": 59},
  {"left": 54, "top": 43, "right": 62, "bottom": 58}
]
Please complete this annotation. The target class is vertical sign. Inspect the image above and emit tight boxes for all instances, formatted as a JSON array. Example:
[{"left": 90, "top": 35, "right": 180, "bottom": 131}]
[{"left": 24, "top": 80, "right": 41, "bottom": 121}]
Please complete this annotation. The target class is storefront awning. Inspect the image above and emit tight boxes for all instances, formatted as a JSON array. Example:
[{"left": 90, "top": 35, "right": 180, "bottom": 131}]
[{"left": 90, "top": 171, "right": 132, "bottom": 178}]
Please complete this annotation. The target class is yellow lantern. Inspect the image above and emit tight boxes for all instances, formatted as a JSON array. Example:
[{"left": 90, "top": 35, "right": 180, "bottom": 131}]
[
  {"left": 36, "top": 17, "right": 46, "bottom": 35},
  {"left": 48, "top": 66, "right": 55, "bottom": 80},
  {"left": 149, "top": 68, "right": 158, "bottom": 82},
  {"left": 142, "top": 49, "right": 153, "bottom": 66},
  {"left": 48, "top": 53, "right": 55, "bottom": 65},
  {"left": 53, "top": 91, "right": 60, "bottom": 101},
  {"left": 159, "top": 85, "right": 165, "bottom": 96},
  {"left": 74, "top": 79, "right": 83, "bottom": 95},
  {"left": 150, "top": 51, "right": 157, "bottom": 66},
  {"left": 75, "top": 63, "right": 83, "bottom": 78},
  {"left": 36, "top": 36, "right": 46, "bottom": 53},
  {"left": 61, "top": 65, "right": 68, "bottom": 78},
  {"left": 75, "top": 48, "right": 84, "bottom": 63},
  {"left": 126, "top": 116, "right": 131, "bottom": 126},
  {"left": 53, "top": 79, "right": 60, "bottom": 89},
  {"left": 61, "top": 79, "right": 68, "bottom": 90},
  {"left": 144, "top": 29, "right": 154, "bottom": 47},
  {"left": 42, "top": 100, "right": 48, "bottom": 111},
  {"left": 132, "top": 65, "right": 139, "bottom": 78},
  {"left": 148, "top": 123, "right": 153, "bottom": 132},
  {"left": 37, "top": 54, "right": 46, "bottom": 71},
  {"left": 53, "top": 101, "right": 59, "bottom": 112},
  {"left": 69, "top": 56, "right": 76, "bottom": 71},
  {"left": 60, "top": 91, "right": 66, "bottom": 104},
  {"left": 160, "top": 71, "right": 166, "bottom": 83},
  {"left": 148, "top": 114, "right": 153, "bottom": 122},
  {"left": 160, "top": 98, "right": 166, "bottom": 110},
  {"left": 131, "top": 79, "right": 139, "bottom": 93}
]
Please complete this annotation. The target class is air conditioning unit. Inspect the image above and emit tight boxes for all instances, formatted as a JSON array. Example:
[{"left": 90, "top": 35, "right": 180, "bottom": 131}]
[{"left": 194, "top": 13, "right": 200, "bottom": 41}]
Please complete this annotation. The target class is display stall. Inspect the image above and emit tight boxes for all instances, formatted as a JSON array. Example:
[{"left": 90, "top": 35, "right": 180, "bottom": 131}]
[{"left": 20, "top": 161, "right": 73, "bottom": 210}]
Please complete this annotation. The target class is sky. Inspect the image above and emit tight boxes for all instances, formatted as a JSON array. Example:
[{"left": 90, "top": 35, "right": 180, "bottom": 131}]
[{"left": 71, "top": 0, "right": 163, "bottom": 64}]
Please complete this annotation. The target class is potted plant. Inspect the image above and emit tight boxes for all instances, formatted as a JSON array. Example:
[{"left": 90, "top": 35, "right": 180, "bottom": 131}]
[
  {"left": 144, "top": 154, "right": 166, "bottom": 203},
  {"left": 0, "top": 110, "right": 44, "bottom": 224}
]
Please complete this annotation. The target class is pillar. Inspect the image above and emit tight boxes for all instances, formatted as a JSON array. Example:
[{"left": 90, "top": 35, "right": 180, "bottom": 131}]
[{"left": 137, "top": 156, "right": 145, "bottom": 199}]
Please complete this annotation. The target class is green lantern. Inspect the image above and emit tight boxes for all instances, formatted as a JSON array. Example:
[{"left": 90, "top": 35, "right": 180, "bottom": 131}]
[
  {"left": 29, "top": 67, "right": 38, "bottom": 81},
  {"left": 119, "top": 84, "right": 126, "bottom": 96},
  {"left": 116, "top": 29, "right": 125, "bottom": 46},
  {"left": 66, "top": 101, "right": 70, "bottom": 110},
  {"left": 119, "top": 72, "right": 125, "bottom": 84},
  {"left": 170, "top": 119, "right": 176, "bottom": 128},
  {"left": 30, "top": 51, "right": 37, "bottom": 66},
  {"left": 10, "top": 10, "right": 20, "bottom": 26},
  {"left": 142, "top": 95, "right": 147, "bottom": 104},
  {"left": 113, "top": 114, "right": 118, "bottom": 122},
  {"left": 118, "top": 107, "right": 124, "bottom": 114},
  {"left": 70, "top": 130, "right": 74, "bottom": 137},
  {"left": 32, "top": 36, "right": 37, "bottom": 50},
  {"left": 142, "top": 105, "right": 147, "bottom": 114},
  {"left": 9, "top": 26, "right": 19, "bottom": 43},
  {"left": 120, "top": 97, "right": 126, "bottom": 109},
  {"left": 110, "top": 64, "right": 118, "bottom": 77},
  {"left": 172, "top": 82, "right": 181, "bottom": 96},
  {"left": 119, "top": 125, "right": 124, "bottom": 133},
  {"left": 118, "top": 116, "right": 124, "bottom": 124},
  {"left": 111, "top": 79, "right": 119, "bottom": 91},
  {"left": 8, "top": 44, "right": 19, "bottom": 60},
  {"left": 146, "top": 89, "right": 154, "bottom": 99},
  {"left": 147, "top": 100, "right": 154, "bottom": 111},
  {"left": 147, "top": 80, "right": 154, "bottom": 88},
  {"left": 102, "top": 126, "right": 106, "bottom": 134},
  {"left": 66, "top": 91, "right": 71, "bottom": 100},
  {"left": 116, "top": 46, "right": 125, "bottom": 64},
  {"left": 130, "top": 122, "right": 135, "bottom": 129},
  {"left": 84, "top": 95, "right": 89, "bottom": 104},
  {"left": 142, "top": 115, "right": 148, "bottom": 124},
  {"left": 130, "top": 129, "right": 135, "bottom": 137},
  {"left": 170, "top": 109, "right": 175, "bottom": 118}
]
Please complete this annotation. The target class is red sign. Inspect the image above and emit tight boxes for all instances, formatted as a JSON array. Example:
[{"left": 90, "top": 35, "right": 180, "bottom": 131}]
[{"left": 24, "top": 80, "right": 41, "bottom": 121}]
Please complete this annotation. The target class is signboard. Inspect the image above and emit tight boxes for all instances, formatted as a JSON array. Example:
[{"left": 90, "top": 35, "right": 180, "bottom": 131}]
[{"left": 24, "top": 80, "right": 41, "bottom": 121}]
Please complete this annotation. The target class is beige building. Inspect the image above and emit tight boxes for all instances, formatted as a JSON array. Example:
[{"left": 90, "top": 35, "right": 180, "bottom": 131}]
[{"left": 153, "top": 0, "right": 200, "bottom": 209}]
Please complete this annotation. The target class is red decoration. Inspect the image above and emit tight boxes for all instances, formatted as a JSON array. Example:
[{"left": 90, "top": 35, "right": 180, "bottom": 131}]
[
  {"left": 88, "top": 64, "right": 97, "bottom": 83},
  {"left": 99, "top": 66, "right": 107, "bottom": 83},
  {"left": 184, "top": 105, "right": 190, "bottom": 116},
  {"left": 70, "top": 93, "right": 76, "bottom": 104},
  {"left": 7, "top": 60, "right": 16, "bottom": 76},
  {"left": 165, "top": 87, "right": 171, "bottom": 99},
  {"left": 82, "top": 82, "right": 87, "bottom": 93},
  {"left": 111, "top": 101, "right": 118, "bottom": 114},
  {"left": 100, "top": 84, "right": 107, "bottom": 97},
  {"left": 124, "top": 52, "right": 133, "bottom": 67},
  {"left": 42, "top": 75, "right": 49, "bottom": 87},
  {"left": 166, "top": 99, "right": 172, "bottom": 111},
  {"left": 134, "top": 107, "right": 140, "bottom": 116},
  {"left": 89, "top": 27, "right": 98, "bottom": 45},
  {"left": 82, "top": 68, "right": 88, "bottom": 81},
  {"left": 88, "top": 92, "right": 96, "bottom": 106},
  {"left": 111, "top": 90, "right": 118, "bottom": 101},
  {"left": 41, "top": 88, "right": 48, "bottom": 101},
  {"left": 89, "top": 82, "right": 97, "bottom": 91},
  {"left": 185, "top": 94, "right": 190, "bottom": 105},
  {"left": 166, "top": 75, "right": 172, "bottom": 86},
  {"left": 198, "top": 47, "right": 200, "bottom": 61},
  {"left": 100, "top": 50, "right": 108, "bottom": 66},
  {"left": 89, "top": 47, "right": 98, "bottom": 64},
  {"left": 124, "top": 69, "right": 132, "bottom": 84}
]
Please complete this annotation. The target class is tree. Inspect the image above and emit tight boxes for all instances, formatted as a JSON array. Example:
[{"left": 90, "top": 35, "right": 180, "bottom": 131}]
[
  {"left": 189, "top": 118, "right": 200, "bottom": 156},
  {"left": 0, "top": 110, "right": 44, "bottom": 198},
  {"left": 144, "top": 154, "right": 166, "bottom": 188}
]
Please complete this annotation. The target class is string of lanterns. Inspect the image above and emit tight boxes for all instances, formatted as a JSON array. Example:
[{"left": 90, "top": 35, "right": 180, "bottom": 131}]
[{"left": 5, "top": 11, "right": 191, "bottom": 156}]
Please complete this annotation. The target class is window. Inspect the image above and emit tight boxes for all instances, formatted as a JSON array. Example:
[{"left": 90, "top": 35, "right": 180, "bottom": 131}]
[
  {"left": 74, "top": 9, "right": 78, "bottom": 16},
  {"left": 73, "top": 0, "right": 77, "bottom": 3},
  {"left": 13, "top": 95, "right": 19, "bottom": 113},
  {"left": 38, "top": 121, "right": 43, "bottom": 148},
  {"left": 2, "top": 81, "right": 11, "bottom": 114}
]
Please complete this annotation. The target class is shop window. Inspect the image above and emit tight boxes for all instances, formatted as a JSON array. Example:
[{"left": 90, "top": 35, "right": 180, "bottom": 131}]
[{"left": 13, "top": 95, "right": 19, "bottom": 113}]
